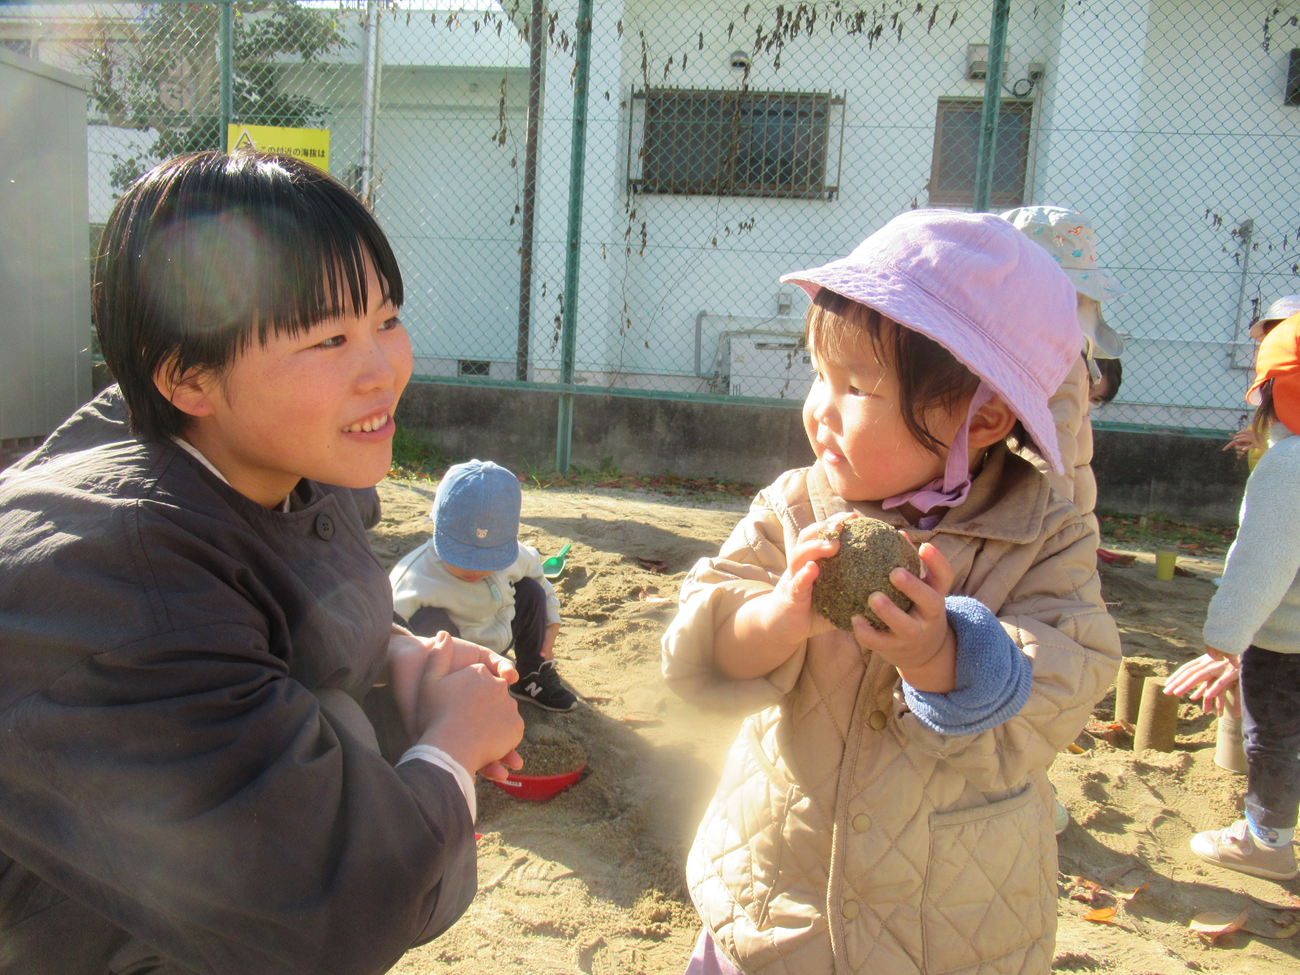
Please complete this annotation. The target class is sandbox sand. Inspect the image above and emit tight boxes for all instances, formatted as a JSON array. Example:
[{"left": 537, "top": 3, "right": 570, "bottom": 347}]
[{"left": 369, "top": 480, "right": 1300, "bottom": 975}]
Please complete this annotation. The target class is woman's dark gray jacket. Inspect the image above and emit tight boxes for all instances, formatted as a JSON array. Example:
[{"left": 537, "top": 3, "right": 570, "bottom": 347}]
[{"left": 0, "top": 388, "right": 475, "bottom": 974}]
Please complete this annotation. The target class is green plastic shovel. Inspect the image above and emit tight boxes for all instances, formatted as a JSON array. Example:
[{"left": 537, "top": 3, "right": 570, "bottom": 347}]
[{"left": 542, "top": 542, "right": 572, "bottom": 580}]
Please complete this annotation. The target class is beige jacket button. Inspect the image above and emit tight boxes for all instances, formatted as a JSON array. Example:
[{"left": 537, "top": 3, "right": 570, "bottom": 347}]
[
  {"left": 842, "top": 899, "right": 860, "bottom": 920},
  {"left": 852, "top": 813, "right": 871, "bottom": 832},
  {"left": 868, "top": 710, "right": 887, "bottom": 730}
]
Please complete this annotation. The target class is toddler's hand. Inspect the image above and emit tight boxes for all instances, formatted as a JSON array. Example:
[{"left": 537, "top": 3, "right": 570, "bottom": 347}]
[
  {"left": 852, "top": 539, "right": 958, "bottom": 693},
  {"left": 1164, "top": 646, "right": 1241, "bottom": 716},
  {"left": 759, "top": 518, "right": 844, "bottom": 646},
  {"left": 1224, "top": 428, "right": 1260, "bottom": 459}
]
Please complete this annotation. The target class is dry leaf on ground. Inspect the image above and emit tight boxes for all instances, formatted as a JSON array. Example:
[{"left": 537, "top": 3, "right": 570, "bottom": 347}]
[
  {"left": 1243, "top": 902, "right": 1300, "bottom": 940},
  {"left": 1064, "top": 876, "right": 1105, "bottom": 905},
  {"left": 1189, "top": 907, "right": 1249, "bottom": 943},
  {"left": 1115, "top": 882, "right": 1149, "bottom": 903}
]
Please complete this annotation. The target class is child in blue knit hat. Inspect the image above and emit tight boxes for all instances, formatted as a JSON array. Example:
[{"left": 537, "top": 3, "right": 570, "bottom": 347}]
[{"left": 391, "top": 459, "right": 577, "bottom": 711}]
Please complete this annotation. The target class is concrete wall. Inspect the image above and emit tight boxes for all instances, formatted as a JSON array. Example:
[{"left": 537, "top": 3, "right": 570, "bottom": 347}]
[
  {"left": 1091, "top": 428, "right": 1247, "bottom": 526},
  {"left": 397, "top": 381, "right": 814, "bottom": 486},
  {"left": 397, "top": 381, "right": 1248, "bottom": 524}
]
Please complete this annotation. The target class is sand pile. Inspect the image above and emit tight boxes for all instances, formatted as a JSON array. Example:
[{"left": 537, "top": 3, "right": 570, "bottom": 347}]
[{"left": 515, "top": 721, "right": 588, "bottom": 777}]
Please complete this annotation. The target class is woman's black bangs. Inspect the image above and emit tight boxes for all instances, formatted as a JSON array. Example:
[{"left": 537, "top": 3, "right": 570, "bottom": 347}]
[
  {"left": 232, "top": 158, "right": 404, "bottom": 347},
  {"left": 137, "top": 153, "right": 403, "bottom": 355}
]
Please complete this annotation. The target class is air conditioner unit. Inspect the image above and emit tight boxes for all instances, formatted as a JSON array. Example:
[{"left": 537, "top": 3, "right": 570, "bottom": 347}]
[
  {"left": 966, "top": 43, "right": 1010, "bottom": 82},
  {"left": 725, "top": 335, "right": 812, "bottom": 400}
]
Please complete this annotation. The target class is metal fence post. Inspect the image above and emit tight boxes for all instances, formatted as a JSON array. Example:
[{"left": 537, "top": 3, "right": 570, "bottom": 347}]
[
  {"left": 555, "top": 0, "right": 594, "bottom": 473},
  {"left": 972, "top": 0, "right": 1010, "bottom": 212},
  {"left": 359, "top": 1, "right": 383, "bottom": 207},
  {"left": 219, "top": 0, "right": 233, "bottom": 141},
  {"left": 515, "top": 0, "right": 545, "bottom": 382}
]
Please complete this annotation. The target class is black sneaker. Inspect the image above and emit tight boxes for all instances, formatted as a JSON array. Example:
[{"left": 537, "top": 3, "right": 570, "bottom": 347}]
[{"left": 509, "top": 660, "right": 578, "bottom": 712}]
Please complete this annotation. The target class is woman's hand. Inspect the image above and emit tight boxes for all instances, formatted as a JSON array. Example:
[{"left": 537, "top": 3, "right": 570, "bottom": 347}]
[
  {"left": 414, "top": 631, "right": 523, "bottom": 780},
  {"left": 852, "top": 539, "right": 958, "bottom": 693},
  {"left": 1164, "top": 646, "right": 1241, "bottom": 716},
  {"left": 387, "top": 629, "right": 521, "bottom": 738},
  {"left": 387, "top": 628, "right": 432, "bottom": 740}
]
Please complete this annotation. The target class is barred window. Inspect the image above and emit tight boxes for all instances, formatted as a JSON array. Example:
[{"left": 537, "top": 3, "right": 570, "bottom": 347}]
[
  {"left": 928, "top": 98, "right": 1034, "bottom": 209},
  {"left": 457, "top": 359, "right": 490, "bottom": 378},
  {"left": 630, "top": 88, "right": 842, "bottom": 199}
]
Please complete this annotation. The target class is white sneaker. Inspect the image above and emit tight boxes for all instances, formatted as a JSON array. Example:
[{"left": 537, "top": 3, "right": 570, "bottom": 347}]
[{"left": 1191, "top": 820, "right": 1298, "bottom": 881}]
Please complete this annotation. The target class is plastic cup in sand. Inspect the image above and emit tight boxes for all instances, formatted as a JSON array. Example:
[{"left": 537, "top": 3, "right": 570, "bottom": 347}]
[
  {"left": 1214, "top": 689, "right": 1249, "bottom": 774},
  {"left": 1215, "top": 713, "right": 1249, "bottom": 774},
  {"left": 1155, "top": 549, "right": 1177, "bottom": 581}
]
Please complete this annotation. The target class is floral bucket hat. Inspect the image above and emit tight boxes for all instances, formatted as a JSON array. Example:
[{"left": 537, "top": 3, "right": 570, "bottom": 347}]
[{"left": 1001, "top": 205, "right": 1127, "bottom": 359}]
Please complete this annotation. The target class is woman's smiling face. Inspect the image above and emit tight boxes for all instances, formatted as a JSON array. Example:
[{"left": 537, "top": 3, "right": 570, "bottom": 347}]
[{"left": 175, "top": 261, "right": 413, "bottom": 507}]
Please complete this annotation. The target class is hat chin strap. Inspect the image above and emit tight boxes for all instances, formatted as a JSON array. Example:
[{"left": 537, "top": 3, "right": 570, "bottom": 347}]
[{"left": 881, "top": 383, "right": 995, "bottom": 525}]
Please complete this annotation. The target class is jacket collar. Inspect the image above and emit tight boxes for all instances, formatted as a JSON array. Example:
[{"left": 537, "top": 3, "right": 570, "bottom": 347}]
[{"left": 806, "top": 444, "right": 1051, "bottom": 545}]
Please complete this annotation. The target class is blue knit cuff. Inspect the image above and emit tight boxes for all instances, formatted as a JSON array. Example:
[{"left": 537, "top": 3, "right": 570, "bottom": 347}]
[{"left": 902, "top": 595, "right": 1033, "bottom": 737}]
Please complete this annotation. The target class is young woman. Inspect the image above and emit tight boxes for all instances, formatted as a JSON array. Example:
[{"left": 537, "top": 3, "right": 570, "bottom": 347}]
[{"left": 0, "top": 151, "right": 523, "bottom": 974}]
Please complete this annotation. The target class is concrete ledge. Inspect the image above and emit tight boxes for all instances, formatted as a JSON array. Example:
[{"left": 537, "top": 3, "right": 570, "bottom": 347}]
[
  {"left": 400, "top": 381, "right": 1249, "bottom": 525},
  {"left": 396, "top": 380, "right": 814, "bottom": 485},
  {"left": 1092, "top": 428, "right": 1246, "bottom": 525}
]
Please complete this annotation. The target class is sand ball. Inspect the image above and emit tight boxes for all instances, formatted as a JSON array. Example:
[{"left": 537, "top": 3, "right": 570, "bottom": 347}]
[{"left": 811, "top": 517, "right": 920, "bottom": 631}]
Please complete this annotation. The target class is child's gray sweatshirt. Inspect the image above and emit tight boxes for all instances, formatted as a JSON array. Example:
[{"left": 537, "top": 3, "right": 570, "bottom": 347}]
[{"left": 1204, "top": 425, "right": 1300, "bottom": 655}]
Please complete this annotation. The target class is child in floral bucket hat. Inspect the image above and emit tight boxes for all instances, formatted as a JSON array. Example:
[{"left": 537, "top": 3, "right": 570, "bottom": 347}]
[
  {"left": 664, "top": 209, "right": 1120, "bottom": 975},
  {"left": 1001, "top": 206, "right": 1129, "bottom": 540},
  {"left": 1001, "top": 205, "right": 1131, "bottom": 835}
]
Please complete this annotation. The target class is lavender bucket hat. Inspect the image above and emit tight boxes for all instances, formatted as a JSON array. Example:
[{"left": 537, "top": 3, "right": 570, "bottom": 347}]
[{"left": 781, "top": 209, "right": 1081, "bottom": 474}]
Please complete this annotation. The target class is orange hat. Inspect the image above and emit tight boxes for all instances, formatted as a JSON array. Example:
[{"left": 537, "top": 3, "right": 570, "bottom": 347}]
[{"left": 1247, "top": 310, "right": 1300, "bottom": 433}]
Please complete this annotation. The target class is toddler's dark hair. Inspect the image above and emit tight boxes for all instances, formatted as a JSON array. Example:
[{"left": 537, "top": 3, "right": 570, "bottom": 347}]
[
  {"left": 1091, "top": 357, "right": 1123, "bottom": 406},
  {"left": 805, "top": 288, "right": 1036, "bottom": 456},
  {"left": 93, "top": 150, "right": 403, "bottom": 442}
]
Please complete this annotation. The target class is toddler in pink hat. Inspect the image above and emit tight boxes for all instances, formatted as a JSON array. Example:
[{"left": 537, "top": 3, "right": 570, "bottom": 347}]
[{"left": 664, "top": 209, "right": 1121, "bottom": 975}]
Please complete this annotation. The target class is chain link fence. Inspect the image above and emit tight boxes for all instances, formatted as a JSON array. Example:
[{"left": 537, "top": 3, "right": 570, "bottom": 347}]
[{"left": 6, "top": 0, "right": 1300, "bottom": 447}]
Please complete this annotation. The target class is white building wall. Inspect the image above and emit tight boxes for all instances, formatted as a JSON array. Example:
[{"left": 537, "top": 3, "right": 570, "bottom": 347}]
[
  {"left": 1093, "top": 1, "right": 1300, "bottom": 430},
  {"left": 565, "top": 0, "right": 1057, "bottom": 391}
]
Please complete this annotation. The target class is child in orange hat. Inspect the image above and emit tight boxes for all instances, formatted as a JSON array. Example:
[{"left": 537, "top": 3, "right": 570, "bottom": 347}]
[{"left": 1164, "top": 310, "right": 1300, "bottom": 882}]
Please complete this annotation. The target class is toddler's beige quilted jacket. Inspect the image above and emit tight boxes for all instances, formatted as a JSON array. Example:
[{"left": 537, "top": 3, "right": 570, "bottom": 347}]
[{"left": 662, "top": 446, "right": 1120, "bottom": 975}]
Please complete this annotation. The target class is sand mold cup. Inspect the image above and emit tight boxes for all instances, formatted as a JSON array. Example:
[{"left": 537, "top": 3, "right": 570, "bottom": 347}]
[
  {"left": 492, "top": 730, "right": 588, "bottom": 801},
  {"left": 811, "top": 517, "right": 920, "bottom": 631},
  {"left": 493, "top": 765, "right": 586, "bottom": 801}
]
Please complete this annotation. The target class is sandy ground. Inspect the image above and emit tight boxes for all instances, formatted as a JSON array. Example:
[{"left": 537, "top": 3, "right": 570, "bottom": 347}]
[{"left": 369, "top": 479, "right": 1300, "bottom": 975}]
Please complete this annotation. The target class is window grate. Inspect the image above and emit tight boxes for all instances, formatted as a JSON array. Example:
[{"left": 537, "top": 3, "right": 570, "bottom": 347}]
[
  {"left": 928, "top": 98, "right": 1035, "bottom": 209},
  {"left": 457, "top": 359, "right": 491, "bottom": 378},
  {"left": 629, "top": 88, "right": 843, "bottom": 200}
]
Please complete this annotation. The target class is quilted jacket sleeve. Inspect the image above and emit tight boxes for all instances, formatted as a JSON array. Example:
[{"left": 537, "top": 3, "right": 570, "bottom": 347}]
[
  {"left": 895, "top": 509, "right": 1121, "bottom": 793},
  {"left": 661, "top": 480, "right": 809, "bottom": 715}
]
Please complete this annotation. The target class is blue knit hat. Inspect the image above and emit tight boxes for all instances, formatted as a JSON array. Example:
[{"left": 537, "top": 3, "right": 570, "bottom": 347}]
[{"left": 430, "top": 460, "right": 521, "bottom": 572}]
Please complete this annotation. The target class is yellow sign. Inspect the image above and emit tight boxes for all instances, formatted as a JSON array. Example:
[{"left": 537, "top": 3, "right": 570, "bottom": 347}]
[{"left": 226, "top": 124, "right": 330, "bottom": 172}]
